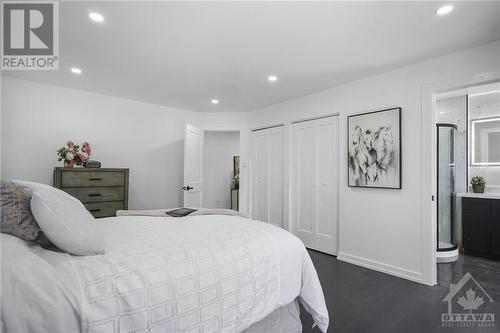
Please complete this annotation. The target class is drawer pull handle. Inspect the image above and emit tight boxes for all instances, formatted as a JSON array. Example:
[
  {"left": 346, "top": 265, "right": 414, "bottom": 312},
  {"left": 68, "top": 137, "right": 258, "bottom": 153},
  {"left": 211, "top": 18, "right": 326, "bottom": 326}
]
[
  {"left": 89, "top": 177, "right": 102, "bottom": 181},
  {"left": 88, "top": 193, "right": 102, "bottom": 197},
  {"left": 88, "top": 209, "right": 101, "bottom": 213}
]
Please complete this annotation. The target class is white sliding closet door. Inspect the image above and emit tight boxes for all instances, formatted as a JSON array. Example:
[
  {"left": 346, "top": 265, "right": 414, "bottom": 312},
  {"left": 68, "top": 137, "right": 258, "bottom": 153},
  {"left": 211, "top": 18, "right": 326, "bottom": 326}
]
[
  {"left": 251, "top": 126, "right": 284, "bottom": 228},
  {"left": 292, "top": 116, "right": 338, "bottom": 255}
]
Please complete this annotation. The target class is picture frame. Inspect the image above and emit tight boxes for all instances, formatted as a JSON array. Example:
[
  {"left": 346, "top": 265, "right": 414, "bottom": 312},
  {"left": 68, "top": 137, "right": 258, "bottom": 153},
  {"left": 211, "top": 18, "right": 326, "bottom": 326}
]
[
  {"left": 233, "top": 156, "right": 240, "bottom": 177},
  {"left": 347, "top": 107, "right": 402, "bottom": 189}
]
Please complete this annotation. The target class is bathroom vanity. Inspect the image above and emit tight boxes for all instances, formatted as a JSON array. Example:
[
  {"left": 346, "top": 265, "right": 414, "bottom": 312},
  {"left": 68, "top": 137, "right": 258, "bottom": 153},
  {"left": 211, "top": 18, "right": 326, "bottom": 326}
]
[{"left": 459, "top": 193, "right": 500, "bottom": 260}]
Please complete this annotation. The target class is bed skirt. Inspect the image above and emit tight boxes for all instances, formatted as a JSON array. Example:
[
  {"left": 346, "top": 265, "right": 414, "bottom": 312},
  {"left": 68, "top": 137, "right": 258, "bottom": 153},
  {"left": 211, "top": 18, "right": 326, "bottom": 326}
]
[{"left": 243, "top": 299, "right": 302, "bottom": 333}]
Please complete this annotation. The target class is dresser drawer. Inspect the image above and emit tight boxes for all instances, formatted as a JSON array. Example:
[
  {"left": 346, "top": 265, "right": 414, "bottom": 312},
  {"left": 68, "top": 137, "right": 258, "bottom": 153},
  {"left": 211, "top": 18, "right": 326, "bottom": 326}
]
[
  {"left": 84, "top": 201, "right": 124, "bottom": 218},
  {"left": 63, "top": 187, "right": 125, "bottom": 203},
  {"left": 61, "top": 171, "right": 125, "bottom": 187}
]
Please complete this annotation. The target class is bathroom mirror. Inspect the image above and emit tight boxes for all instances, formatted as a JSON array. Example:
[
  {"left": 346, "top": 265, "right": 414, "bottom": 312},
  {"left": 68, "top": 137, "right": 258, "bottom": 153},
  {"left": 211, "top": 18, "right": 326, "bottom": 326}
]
[{"left": 470, "top": 117, "right": 500, "bottom": 165}]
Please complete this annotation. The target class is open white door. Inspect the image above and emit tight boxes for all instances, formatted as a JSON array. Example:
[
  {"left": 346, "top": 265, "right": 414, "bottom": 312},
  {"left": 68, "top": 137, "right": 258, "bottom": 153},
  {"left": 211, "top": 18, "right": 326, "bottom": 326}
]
[{"left": 183, "top": 124, "right": 204, "bottom": 207}]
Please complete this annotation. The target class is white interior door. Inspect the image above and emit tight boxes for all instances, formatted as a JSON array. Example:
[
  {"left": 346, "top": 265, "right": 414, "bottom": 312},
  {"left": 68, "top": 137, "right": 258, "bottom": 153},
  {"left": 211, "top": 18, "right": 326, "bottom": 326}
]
[
  {"left": 292, "top": 116, "right": 338, "bottom": 255},
  {"left": 251, "top": 126, "right": 284, "bottom": 227},
  {"left": 183, "top": 124, "right": 204, "bottom": 207}
]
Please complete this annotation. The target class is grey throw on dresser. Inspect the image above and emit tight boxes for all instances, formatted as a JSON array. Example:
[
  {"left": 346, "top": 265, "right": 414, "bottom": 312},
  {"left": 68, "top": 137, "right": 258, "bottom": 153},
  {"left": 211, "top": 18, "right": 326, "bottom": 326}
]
[{"left": 53, "top": 168, "right": 129, "bottom": 218}]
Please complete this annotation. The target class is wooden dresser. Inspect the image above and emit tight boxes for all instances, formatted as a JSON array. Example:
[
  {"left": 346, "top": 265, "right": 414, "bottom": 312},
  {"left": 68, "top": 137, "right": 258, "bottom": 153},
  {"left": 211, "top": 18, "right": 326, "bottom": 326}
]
[{"left": 53, "top": 167, "right": 129, "bottom": 218}]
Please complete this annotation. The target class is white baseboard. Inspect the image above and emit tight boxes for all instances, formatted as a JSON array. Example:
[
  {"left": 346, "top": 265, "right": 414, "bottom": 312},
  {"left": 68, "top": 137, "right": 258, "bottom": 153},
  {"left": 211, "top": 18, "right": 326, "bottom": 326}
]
[{"left": 337, "top": 252, "right": 424, "bottom": 284}]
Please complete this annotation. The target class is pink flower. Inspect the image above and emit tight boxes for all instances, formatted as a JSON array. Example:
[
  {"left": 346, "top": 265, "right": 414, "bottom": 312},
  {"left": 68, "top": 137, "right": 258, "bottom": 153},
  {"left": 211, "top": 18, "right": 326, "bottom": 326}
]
[
  {"left": 66, "top": 140, "right": 74, "bottom": 148},
  {"left": 77, "top": 152, "right": 88, "bottom": 162},
  {"left": 82, "top": 142, "right": 91, "bottom": 155}
]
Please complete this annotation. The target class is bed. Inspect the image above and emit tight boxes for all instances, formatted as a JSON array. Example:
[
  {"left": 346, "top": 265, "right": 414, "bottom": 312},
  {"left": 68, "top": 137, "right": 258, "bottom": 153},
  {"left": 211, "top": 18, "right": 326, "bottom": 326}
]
[{"left": 1, "top": 213, "right": 329, "bottom": 333}]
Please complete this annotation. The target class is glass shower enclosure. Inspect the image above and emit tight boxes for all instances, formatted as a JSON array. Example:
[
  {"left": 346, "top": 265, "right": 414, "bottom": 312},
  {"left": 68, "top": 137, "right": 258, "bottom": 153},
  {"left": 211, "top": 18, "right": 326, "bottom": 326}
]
[{"left": 436, "top": 123, "right": 458, "bottom": 253}]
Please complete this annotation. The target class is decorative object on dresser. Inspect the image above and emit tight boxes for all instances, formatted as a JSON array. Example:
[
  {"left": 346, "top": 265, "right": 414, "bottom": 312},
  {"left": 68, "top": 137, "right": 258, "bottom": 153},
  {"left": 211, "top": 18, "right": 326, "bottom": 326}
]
[
  {"left": 53, "top": 167, "right": 129, "bottom": 218},
  {"left": 471, "top": 175, "right": 486, "bottom": 193},
  {"left": 57, "top": 140, "right": 92, "bottom": 168},
  {"left": 347, "top": 107, "right": 402, "bottom": 189},
  {"left": 461, "top": 196, "right": 500, "bottom": 260},
  {"left": 83, "top": 160, "right": 102, "bottom": 168}
]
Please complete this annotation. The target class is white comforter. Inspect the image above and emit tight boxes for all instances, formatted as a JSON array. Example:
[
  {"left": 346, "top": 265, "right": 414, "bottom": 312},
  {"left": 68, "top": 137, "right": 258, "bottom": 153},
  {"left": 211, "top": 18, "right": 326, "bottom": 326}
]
[{"left": 1, "top": 215, "right": 329, "bottom": 333}]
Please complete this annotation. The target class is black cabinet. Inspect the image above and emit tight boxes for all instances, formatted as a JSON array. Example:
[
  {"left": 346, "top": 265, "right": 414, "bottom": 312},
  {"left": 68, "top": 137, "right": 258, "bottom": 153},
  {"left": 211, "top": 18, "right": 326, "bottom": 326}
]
[
  {"left": 491, "top": 200, "right": 500, "bottom": 256},
  {"left": 462, "top": 197, "right": 500, "bottom": 259}
]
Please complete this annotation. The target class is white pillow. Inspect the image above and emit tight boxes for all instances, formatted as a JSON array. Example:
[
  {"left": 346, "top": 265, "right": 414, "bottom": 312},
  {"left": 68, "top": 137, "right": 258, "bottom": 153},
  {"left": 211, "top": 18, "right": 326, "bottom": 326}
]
[{"left": 29, "top": 184, "right": 105, "bottom": 256}]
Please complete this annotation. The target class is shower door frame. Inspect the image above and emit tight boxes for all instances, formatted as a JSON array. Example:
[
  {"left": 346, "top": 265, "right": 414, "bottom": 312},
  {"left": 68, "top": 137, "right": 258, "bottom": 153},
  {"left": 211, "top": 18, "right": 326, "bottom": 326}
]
[{"left": 436, "top": 123, "right": 459, "bottom": 252}]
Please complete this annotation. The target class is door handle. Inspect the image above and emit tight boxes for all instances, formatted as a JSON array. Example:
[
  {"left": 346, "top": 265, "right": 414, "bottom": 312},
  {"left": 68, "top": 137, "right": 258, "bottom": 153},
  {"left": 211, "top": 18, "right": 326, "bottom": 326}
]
[{"left": 182, "top": 186, "right": 194, "bottom": 191}]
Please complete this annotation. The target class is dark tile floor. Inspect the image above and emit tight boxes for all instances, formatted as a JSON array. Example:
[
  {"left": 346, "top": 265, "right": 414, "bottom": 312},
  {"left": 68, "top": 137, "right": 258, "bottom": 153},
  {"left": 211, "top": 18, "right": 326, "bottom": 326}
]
[{"left": 301, "top": 250, "right": 500, "bottom": 333}]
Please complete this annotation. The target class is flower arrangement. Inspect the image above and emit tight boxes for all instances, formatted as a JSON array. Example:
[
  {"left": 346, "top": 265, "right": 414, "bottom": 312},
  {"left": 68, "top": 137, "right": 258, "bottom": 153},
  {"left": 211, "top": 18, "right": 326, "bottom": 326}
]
[
  {"left": 233, "top": 174, "right": 240, "bottom": 189},
  {"left": 57, "top": 140, "right": 91, "bottom": 168}
]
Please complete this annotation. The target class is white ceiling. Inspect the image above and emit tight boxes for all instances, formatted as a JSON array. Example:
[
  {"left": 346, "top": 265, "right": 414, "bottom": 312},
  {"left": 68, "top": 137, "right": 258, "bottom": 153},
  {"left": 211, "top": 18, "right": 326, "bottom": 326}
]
[{"left": 3, "top": 1, "right": 500, "bottom": 112}]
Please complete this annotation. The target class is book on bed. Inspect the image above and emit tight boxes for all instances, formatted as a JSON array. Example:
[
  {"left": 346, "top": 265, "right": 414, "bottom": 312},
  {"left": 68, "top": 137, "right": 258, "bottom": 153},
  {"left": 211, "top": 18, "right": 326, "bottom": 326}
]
[{"left": 166, "top": 208, "right": 197, "bottom": 217}]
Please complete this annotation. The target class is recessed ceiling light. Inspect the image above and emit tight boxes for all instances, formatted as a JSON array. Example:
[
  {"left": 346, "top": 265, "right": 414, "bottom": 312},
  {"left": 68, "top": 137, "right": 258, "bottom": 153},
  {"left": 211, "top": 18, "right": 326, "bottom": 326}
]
[
  {"left": 436, "top": 5, "right": 453, "bottom": 16},
  {"left": 211, "top": 99, "right": 219, "bottom": 105},
  {"left": 440, "top": 111, "right": 446, "bottom": 114},
  {"left": 70, "top": 67, "right": 82, "bottom": 74},
  {"left": 89, "top": 12, "right": 104, "bottom": 22},
  {"left": 268, "top": 75, "right": 278, "bottom": 82}
]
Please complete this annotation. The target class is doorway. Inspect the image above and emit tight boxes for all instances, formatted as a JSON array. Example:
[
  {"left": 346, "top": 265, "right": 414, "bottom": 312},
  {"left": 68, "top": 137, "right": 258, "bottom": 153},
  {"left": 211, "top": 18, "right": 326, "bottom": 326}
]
[
  {"left": 433, "top": 82, "right": 500, "bottom": 276},
  {"left": 183, "top": 125, "right": 241, "bottom": 209},
  {"left": 203, "top": 131, "right": 240, "bottom": 209}
]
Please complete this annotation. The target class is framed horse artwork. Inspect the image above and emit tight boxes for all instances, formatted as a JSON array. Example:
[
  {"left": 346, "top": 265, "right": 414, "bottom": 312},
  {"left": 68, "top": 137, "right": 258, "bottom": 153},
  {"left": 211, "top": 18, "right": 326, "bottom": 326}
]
[{"left": 347, "top": 107, "right": 402, "bottom": 189}]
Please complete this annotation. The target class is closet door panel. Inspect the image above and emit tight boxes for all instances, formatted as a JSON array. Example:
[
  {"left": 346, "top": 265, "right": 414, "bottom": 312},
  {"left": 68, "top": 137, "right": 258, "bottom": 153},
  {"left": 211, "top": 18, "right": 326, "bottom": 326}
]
[
  {"left": 297, "top": 125, "right": 316, "bottom": 234},
  {"left": 254, "top": 132, "right": 269, "bottom": 222},
  {"left": 251, "top": 126, "right": 284, "bottom": 227},
  {"left": 267, "top": 129, "right": 284, "bottom": 227},
  {"left": 316, "top": 121, "right": 335, "bottom": 237}
]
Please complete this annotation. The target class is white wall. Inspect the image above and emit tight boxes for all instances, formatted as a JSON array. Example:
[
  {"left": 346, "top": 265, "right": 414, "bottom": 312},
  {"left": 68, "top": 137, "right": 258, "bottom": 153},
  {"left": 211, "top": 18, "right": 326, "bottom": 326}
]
[
  {"left": 0, "top": 71, "right": 2, "bottom": 178},
  {"left": 246, "top": 41, "right": 500, "bottom": 285},
  {"left": 1, "top": 77, "right": 201, "bottom": 209},
  {"left": 203, "top": 131, "right": 240, "bottom": 209}
]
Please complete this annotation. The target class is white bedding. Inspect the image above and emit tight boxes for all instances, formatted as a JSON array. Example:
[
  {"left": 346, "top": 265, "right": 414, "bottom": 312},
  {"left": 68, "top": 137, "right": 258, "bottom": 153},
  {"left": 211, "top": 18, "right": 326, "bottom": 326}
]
[{"left": 1, "top": 215, "right": 328, "bottom": 333}]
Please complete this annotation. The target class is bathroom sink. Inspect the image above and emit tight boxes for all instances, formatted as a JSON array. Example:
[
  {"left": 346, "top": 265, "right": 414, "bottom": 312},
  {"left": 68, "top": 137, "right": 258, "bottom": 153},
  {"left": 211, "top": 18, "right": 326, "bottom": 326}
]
[{"left": 457, "top": 192, "right": 500, "bottom": 200}]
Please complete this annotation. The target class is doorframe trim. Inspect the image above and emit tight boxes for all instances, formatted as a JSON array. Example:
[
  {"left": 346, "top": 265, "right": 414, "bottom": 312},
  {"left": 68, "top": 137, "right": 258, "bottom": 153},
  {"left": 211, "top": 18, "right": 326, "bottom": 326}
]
[
  {"left": 291, "top": 112, "right": 340, "bottom": 124},
  {"left": 250, "top": 123, "right": 285, "bottom": 132}
]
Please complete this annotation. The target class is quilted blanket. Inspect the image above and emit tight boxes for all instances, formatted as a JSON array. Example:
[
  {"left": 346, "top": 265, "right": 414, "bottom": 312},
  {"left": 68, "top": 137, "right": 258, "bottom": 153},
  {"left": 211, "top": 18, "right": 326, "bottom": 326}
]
[{"left": 1, "top": 215, "right": 328, "bottom": 333}]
